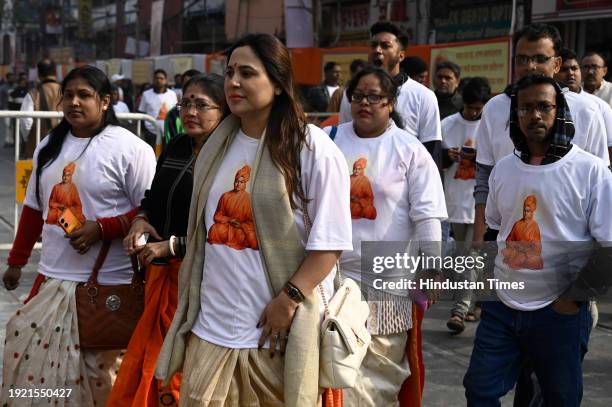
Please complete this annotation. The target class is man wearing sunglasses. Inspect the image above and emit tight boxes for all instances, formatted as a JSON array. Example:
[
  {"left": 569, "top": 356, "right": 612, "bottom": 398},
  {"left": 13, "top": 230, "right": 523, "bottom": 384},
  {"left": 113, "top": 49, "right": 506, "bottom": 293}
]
[
  {"left": 473, "top": 24, "right": 608, "bottom": 249},
  {"left": 338, "top": 21, "right": 443, "bottom": 169},
  {"left": 581, "top": 51, "right": 612, "bottom": 108}
]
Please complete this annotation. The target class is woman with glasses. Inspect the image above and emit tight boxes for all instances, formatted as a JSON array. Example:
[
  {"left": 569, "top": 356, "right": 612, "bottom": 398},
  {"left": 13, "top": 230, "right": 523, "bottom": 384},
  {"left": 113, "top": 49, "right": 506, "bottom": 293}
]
[
  {"left": 324, "top": 66, "right": 447, "bottom": 406},
  {"left": 108, "top": 74, "right": 229, "bottom": 406}
]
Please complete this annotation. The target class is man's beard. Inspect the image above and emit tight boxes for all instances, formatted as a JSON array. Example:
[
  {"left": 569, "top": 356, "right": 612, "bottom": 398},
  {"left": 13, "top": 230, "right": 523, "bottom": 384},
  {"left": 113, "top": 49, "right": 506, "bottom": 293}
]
[{"left": 525, "top": 123, "right": 552, "bottom": 144}]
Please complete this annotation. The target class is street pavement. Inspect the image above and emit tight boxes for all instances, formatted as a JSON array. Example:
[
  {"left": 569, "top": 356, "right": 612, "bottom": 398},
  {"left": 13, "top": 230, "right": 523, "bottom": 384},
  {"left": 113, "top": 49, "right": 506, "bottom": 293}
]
[{"left": 0, "top": 145, "right": 611, "bottom": 405}]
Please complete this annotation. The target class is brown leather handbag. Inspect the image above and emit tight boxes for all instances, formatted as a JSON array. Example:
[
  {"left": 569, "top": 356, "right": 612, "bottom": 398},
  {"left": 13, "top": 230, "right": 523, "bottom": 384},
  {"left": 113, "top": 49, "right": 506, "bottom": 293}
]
[{"left": 76, "top": 241, "right": 144, "bottom": 350}]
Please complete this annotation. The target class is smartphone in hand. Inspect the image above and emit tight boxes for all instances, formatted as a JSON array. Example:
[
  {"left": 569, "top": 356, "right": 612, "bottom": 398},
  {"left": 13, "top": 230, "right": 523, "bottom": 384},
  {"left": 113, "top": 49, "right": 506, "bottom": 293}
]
[
  {"left": 462, "top": 145, "right": 476, "bottom": 154},
  {"left": 58, "top": 208, "right": 83, "bottom": 234}
]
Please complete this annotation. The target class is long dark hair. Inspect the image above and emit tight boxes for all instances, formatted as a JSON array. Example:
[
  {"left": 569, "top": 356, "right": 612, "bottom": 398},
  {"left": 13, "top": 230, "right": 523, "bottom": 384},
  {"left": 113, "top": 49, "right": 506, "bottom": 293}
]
[
  {"left": 226, "top": 33, "right": 308, "bottom": 208},
  {"left": 346, "top": 66, "right": 404, "bottom": 129},
  {"left": 182, "top": 73, "right": 230, "bottom": 118},
  {"left": 35, "top": 65, "right": 120, "bottom": 205}
]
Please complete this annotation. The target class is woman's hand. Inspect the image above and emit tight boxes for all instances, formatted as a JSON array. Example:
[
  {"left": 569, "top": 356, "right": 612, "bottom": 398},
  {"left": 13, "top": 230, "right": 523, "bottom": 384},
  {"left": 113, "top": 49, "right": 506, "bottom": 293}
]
[
  {"left": 133, "top": 241, "right": 170, "bottom": 267},
  {"left": 123, "top": 218, "right": 162, "bottom": 255},
  {"left": 257, "top": 291, "right": 299, "bottom": 358},
  {"left": 2, "top": 266, "right": 22, "bottom": 290},
  {"left": 66, "top": 221, "right": 102, "bottom": 254}
]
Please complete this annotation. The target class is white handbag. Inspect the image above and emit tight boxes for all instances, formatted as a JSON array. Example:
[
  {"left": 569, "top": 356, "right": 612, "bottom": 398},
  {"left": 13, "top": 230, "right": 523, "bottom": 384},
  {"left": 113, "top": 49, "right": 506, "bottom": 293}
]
[
  {"left": 300, "top": 192, "right": 371, "bottom": 389},
  {"left": 318, "top": 275, "right": 371, "bottom": 388}
]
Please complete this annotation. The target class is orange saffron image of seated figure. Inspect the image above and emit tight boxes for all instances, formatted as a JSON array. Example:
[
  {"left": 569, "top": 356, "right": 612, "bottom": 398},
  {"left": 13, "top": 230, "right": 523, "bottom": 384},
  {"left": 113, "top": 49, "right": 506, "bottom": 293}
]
[
  {"left": 207, "top": 165, "right": 259, "bottom": 250},
  {"left": 501, "top": 195, "right": 544, "bottom": 270},
  {"left": 46, "top": 162, "right": 86, "bottom": 226},
  {"left": 454, "top": 138, "right": 476, "bottom": 180},
  {"left": 350, "top": 157, "right": 377, "bottom": 220}
]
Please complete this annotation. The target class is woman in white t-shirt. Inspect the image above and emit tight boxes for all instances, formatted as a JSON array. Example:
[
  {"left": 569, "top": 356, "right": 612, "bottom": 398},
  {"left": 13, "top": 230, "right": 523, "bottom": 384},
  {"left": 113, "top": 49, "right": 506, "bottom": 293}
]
[
  {"left": 327, "top": 66, "right": 447, "bottom": 406},
  {"left": 156, "top": 34, "right": 352, "bottom": 406},
  {"left": 1, "top": 66, "right": 156, "bottom": 406}
]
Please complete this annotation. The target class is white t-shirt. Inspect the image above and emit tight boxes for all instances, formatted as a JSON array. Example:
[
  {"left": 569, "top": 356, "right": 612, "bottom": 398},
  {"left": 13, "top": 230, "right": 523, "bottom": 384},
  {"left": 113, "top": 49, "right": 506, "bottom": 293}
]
[
  {"left": 486, "top": 146, "right": 612, "bottom": 311},
  {"left": 112, "top": 100, "right": 130, "bottom": 115},
  {"left": 24, "top": 125, "right": 156, "bottom": 284},
  {"left": 441, "top": 112, "right": 480, "bottom": 223},
  {"left": 475, "top": 91, "right": 610, "bottom": 166},
  {"left": 326, "top": 85, "right": 340, "bottom": 99},
  {"left": 339, "top": 77, "right": 442, "bottom": 143},
  {"left": 581, "top": 89, "right": 612, "bottom": 147},
  {"left": 137, "top": 88, "right": 177, "bottom": 134},
  {"left": 593, "top": 79, "right": 612, "bottom": 108},
  {"left": 326, "top": 122, "right": 447, "bottom": 289},
  {"left": 191, "top": 125, "right": 353, "bottom": 349}
]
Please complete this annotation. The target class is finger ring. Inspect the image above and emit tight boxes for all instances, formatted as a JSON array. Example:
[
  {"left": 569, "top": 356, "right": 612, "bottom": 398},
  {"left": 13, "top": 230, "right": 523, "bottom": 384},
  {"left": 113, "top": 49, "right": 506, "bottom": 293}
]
[
  {"left": 80, "top": 243, "right": 87, "bottom": 249},
  {"left": 273, "top": 334, "right": 279, "bottom": 340}
]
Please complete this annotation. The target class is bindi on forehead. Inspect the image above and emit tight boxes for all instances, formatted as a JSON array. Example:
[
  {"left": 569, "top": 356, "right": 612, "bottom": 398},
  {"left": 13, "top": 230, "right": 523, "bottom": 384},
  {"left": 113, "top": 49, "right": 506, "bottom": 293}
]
[{"left": 184, "top": 93, "right": 209, "bottom": 101}]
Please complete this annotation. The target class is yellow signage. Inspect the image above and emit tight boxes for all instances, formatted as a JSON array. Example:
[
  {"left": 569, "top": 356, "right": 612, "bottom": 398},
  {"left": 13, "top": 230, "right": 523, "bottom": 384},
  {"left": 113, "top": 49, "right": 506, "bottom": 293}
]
[
  {"left": 172, "top": 57, "right": 193, "bottom": 77},
  {"left": 108, "top": 59, "right": 121, "bottom": 77},
  {"left": 132, "top": 59, "right": 153, "bottom": 85},
  {"left": 430, "top": 40, "right": 510, "bottom": 93},
  {"left": 15, "top": 160, "right": 33, "bottom": 204}
]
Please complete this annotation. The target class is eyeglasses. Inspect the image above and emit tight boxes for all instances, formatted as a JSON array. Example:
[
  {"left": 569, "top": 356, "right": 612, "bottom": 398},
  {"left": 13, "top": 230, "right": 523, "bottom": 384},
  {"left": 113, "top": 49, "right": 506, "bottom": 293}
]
[
  {"left": 580, "top": 64, "right": 605, "bottom": 71},
  {"left": 176, "top": 101, "right": 219, "bottom": 112},
  {"left": 350, "top": 92, "right": 387, "bottom": 104},
  {"left": 514, "top": 54, "right": 555, "bottom": 65},
  {"left": 517, "top": 103, "right": 556, "bottom": 117}
]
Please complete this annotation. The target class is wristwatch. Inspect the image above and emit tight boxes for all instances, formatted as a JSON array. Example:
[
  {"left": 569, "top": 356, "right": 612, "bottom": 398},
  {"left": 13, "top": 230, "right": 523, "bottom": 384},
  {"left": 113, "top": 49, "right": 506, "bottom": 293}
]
[{"left": 283, "top": 282, "right": 305, "bottom": 304}]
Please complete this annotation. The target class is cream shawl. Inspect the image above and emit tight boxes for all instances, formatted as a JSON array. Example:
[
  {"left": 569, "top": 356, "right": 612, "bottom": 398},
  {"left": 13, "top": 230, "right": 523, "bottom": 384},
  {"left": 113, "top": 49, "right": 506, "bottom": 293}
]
[{"left": 155, "top": 114, "right": 321, "bottom": 406}]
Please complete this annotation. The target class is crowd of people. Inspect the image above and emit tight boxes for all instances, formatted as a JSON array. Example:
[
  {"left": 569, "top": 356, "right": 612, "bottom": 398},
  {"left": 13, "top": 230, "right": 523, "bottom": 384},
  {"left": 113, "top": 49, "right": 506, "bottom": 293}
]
[
  {"left": 0, "top": 19, "right": 611, "bottom": 407},
  {"left": 0, "top": 62, "right": 192, "bottom": 156}
]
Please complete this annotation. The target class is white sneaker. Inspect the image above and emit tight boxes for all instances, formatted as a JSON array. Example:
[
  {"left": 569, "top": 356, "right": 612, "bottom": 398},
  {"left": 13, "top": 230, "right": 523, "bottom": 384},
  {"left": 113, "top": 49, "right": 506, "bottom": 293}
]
[{"left": 590, "top": 301, "right": 598, "bottom": 328}]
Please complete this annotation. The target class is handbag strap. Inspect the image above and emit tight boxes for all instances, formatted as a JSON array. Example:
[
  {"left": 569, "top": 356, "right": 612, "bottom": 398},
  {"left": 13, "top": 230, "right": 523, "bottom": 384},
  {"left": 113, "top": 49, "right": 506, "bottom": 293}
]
[
  {"left": 298, "top": 181, "right": 341, "bottom": 317},
  {"left": 119, "top": 214, "right": 144, "bottom": 285},
  {"left": 87, "top": 241, "right": 112, "bottom": 285},
  {"left": 86, "top": 214, "right": 142, "bottom": 287}
]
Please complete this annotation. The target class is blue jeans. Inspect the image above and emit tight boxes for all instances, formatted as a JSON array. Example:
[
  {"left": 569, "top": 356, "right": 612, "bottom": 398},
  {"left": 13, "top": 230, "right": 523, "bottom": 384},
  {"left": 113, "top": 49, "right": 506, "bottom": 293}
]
[{"left": 463, "top": 301, "right": 591, "bottom": 407}]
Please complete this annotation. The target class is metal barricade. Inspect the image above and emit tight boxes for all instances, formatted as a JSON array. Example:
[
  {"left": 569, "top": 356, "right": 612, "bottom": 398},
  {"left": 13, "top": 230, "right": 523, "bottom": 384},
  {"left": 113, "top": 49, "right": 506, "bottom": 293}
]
[{"left": 0, "top": 111, "right": 161, "bottom": 250}]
